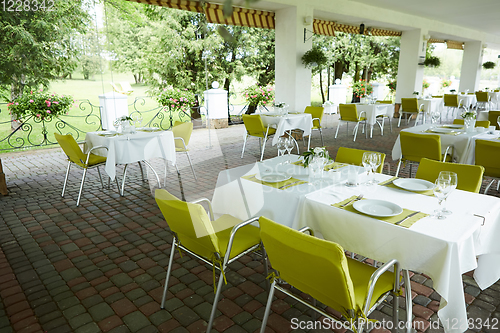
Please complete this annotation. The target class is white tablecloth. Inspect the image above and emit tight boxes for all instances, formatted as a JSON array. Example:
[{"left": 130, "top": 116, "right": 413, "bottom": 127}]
[
  {"left": 419, "top": 98, "right": 443, "bottom": 115},
  {"left": 85, "top": 130, "right": 176, "bottom": 180},
  {"left": 391, "top": 124, "right": 482, "bottom": 163},
  {"left": 211, "top": 156, "right": 500, "bottom": 333},
  {"left": 353, "top": 103, "right": 394, "bottom": 137},
  {"left": 260, "top": 113, "right": 313, "bottom": 145},
  {"left": 460, "top": 131, "right": 500, "bottom": 165},
  {"left": 458, "top": 94, "right": 477, "bottom": 109}
]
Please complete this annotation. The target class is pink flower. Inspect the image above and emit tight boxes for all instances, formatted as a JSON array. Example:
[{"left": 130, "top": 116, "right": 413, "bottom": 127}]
[
  {"left": 45, "top": 100, "right": 51, "bottom": 107},
  {"left": 29, "top": 99, "right": 34, "bottom": 103},
  {"left": 30, "top": 91, "right": 33, "bottom": 94},
  {"left": 15, "top": 102, "right": 18, "bottom": 105},
  {"left": 54, "top": 101, "right": 59, "bottom": 105},
  {"left": 36, "top": 114, "right": 41, "bottom": 118},
  {"left": 47, "top": 110, "right": 51, "bottom": 114}
]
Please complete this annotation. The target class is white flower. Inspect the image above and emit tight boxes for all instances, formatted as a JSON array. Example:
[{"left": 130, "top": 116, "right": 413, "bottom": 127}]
[{"left": 313, "top": 147, "right": 324, "bottom": 155}]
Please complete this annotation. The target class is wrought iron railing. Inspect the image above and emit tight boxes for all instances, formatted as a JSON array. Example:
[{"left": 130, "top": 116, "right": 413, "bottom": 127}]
[{"left": 0, "top": 96, "right": 198, "bottom": 152}]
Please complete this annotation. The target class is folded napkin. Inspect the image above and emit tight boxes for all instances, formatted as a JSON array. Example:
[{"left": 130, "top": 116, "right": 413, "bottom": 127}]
[
  {"left": 97, "top": 133, "right": 122, "bottom": 137},
  {"left": 137, "top": 128, "right": 161, "bottom": 132},
  {"left": 378, "top": 177, "right": 434, "bottom": 196},
  {"left": 332, "top": 195, "right": 428, "bottom": 228},
  {"left": 242, "top": 174, "right": 307, "bottom": 190},
  {"left": 292, "top": 160, "right": 347, "bottom": 171},
  {"left": 423, "top": 129, "right": 461, "bottom": 136}
]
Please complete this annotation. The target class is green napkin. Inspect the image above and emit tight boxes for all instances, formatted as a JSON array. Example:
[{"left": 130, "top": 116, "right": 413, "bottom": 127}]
[
  {"left": 332, "top": 196, "right": 428, "bottom": 228},
  {"left": 242, "top": 174, "right": 307, "bottom": 190},
  {"left": 292, "top": 160, "right": 347, "bottom": 171},
  {"left": 378, "top": 177, "right": 434, "bottom": 196},
  {"left": 97, "top": 133, "right": 122, "bottom": 137},
  {"left": 423, "top": 129, "right": 461, "bottom": 136}
]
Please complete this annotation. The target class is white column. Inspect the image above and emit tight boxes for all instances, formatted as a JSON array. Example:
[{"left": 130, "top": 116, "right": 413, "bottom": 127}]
[
  {"left": 395, "top": 29, "right": 426, "bottom": 103},
  {"left": 459, "top": 41, "right": 483, "bottom": 92},
  {"left": 275, "top": 5, "right": 313, "bottom": 112}
]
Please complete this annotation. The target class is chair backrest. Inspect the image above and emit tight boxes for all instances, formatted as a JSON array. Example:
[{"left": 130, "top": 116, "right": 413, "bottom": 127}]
[
  {"left": 452, "top": 119, "right": 491, "bottom": 128},
  {"left": 119, "top": 81, "right": 134, "bottom": 93},
  {"left": 54, "top": 133, "right": 88, "bottom": 167},
  {"left": 172, "top": 121, "right": 193, "bottom": 148},
  {"left": 304, "top": 106, "right": 324, "bottom": 128},
  {"left": 155, "top": 189, "right": 221, "bottom": 259},
  {"left": 400, "top": 131, "right": 442, "bottom": 163},
  {"left": 376, "top": 100, "right": 392, "bottom": 104},
  {"left": 444, "top": 94, "right": 459, "bottom": 107},
  {"left": 400, "top": 98, "right": 419, "bottom": 113},
  {"left": 432, "top": 95, "right": 443, "bottom": 98},
  {"left": 415, "top": 158, "right": 484, "bottom": 193},
  {"left": 259, "top": 216, "right": 358, "bottom": 315},
  {"left": 488, "top": 110, "right": 500, "bottom": 130},
  {"left": 338, "top": 104, "right": 360, "bottom": 122},
  {"left": 476, "top": 91, "right": 489, "bottom": 103},
  {"left": 475, "top": 140, "right": 500, "bottom": 178},
  {"left": 336, "top": 147, "right": 386, "bottom": 173},
  {"left": 242, "top": 114, "right": 266, "bottom": 136}
]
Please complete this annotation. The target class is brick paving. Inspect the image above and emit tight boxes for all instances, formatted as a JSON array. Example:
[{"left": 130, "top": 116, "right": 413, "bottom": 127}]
[{"left": 0, "top": 115, "right": 499, "bottom": 333}]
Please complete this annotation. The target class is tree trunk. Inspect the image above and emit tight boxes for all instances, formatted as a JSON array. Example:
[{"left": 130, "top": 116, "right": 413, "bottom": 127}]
[
  {"left": 334, "top": 61, "right": 344, "bottom": 82},
  {"left": 327, "top": 67, "right": 331, "bottom": 101},
  {"left": 352, "top": 63, "right": 361, "bottom": 103},
  {"left": 319, "top": 70, "right": 325, "bottom": 104},
  {"left": 224, "top": 78, "right": 231, "bottom": 121},
  {"left": 10, "top": 79, "right": 24, "bottom": 131}
]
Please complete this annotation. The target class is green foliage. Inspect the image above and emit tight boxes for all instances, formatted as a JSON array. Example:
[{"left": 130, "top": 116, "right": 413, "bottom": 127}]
[
  {"left": 301, "top": 47, "right": 328, "bottom": 69},
  {"left": 8, "top": 88, "right": 73, "bottom": 120},
  {"left": 155, "top": 87, "right": 196, "bottom": 112},
  {"left": 441, "top": 79, "right": 452, "bottom": 88},
  {"left": 422, "top": 79, "right": 430, "bottom": 89},
  {"left": 424, "top": 55, "right": 441, "bottom": 68},
  {"left": 387, "top": 81, "right": 397, "bottom": 92},
  {"left": 301, "top": 147, "right": 331, "bottom": 168},
  {"left": 243, "top": 85, "right": 274, "bottom": 106},
  {"left": 351, "top": 80, "right": 373, "bottom": 97},
  {"left": 483, "top": 61, "right": 496, "bottom": 70}
]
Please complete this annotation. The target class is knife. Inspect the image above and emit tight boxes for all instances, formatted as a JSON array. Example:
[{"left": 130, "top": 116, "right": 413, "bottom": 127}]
[
  {"left": 279, "top": 180, "right": 302, "bottom": 189},
  {"left": 395, "top": 211, "right": 420, "bottom": 225}
]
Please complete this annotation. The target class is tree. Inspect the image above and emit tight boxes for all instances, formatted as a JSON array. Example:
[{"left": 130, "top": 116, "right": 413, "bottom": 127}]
[{"left": 0, "top": 0, "right": 91, "bottom": 101}]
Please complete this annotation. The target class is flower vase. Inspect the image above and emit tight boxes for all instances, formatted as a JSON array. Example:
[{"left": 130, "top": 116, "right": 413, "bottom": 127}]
[
  {"left": 121, "top": 121, "right": 135, "bottom": 134},
  {"left": 360, "top": 97, "right": 367, "bottom": 104},
  {"left": 464, "top": 117, "right": 476, "bottom": 133}
]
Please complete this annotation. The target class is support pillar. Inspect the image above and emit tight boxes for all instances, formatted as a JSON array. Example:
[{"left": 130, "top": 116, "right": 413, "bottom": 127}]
[
  {"left": 275, "top": 5, "right": 313, "bottom": 112},
  {"left": 459, "top": 41, "right": 483, "bottom": 93},
  {"left": 394, "top": 29, "right": 426, "bottom": 115}
]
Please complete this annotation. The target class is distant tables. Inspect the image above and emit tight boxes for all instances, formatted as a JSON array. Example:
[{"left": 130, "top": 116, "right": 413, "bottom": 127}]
[{"left": 260, "top": 112, "right": 313, "bottom": 148}]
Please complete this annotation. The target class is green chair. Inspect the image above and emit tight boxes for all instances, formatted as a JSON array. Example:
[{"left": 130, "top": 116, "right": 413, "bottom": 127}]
[
  {"left": 155, "top": 189, "right": 266, "bottom": 333},
  {"left": 443, "top": 94, "right": 461, "bottom": 119},
  {"left": 415, "top": 158, "right": 484, "bottom": 193},
  {"left": 258, "top": 217, "right": 409, "bottom": 333},
  {"left": 475, "top": 140, "right": 500, "bottom": 194},
  {"left": 487, "top": 111, "right": 500, "bottom": 130},
  {"left": 452, "top": 119, "right": 490, "bottom": 128},
  {"left": 335, "top": 104, "right": 367, "bottom": 141},
  {"left": 475, "top": 91, "right": 491, "bottom": 111},
  {"left": 171, "top": 121, "right": 197, "bottom": 181},
  {"left": 398, "top": 98, "right": 424, "bottom": 127},
  {"left": 396, "top": 131, "right": 453, "bottom": 177},
  {"left": 54, "top": 132, "right": 108, "bottom": 206},
  {"left": 336, "top": 147, "right": 385, "bottom": 173},
  {"left": 304, "top": 106, "right": 325, "bottom": 146},
  {"left": 241, "top": 114, "right": 276, "bottom": 161}
]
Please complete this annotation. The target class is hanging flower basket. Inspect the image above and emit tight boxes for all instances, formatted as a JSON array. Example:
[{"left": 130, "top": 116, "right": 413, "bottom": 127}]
[
  {"left": 155, "top": 87, "right": 196, "bottom": 112},
  {"left": 8, "top": 89, "right": 74, "bottom": 121}
]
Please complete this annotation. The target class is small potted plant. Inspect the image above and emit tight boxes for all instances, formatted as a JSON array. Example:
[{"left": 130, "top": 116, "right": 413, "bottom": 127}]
[
  {"left": 155, "top": 87, "right": 196, "bottom": 113},
  {"left": 351, "top": 80, "right": 373, "bottom": 103},
  {"left": 461, "top": 109, "right": 476, "bottom": 132},
  {"left": 483, "top": 61, "right": 496, "bottom": 70},
  {"left": 322, "top": 100, "right": 336, "bottom": 115},
  {"left": 301, "top": 47, "right": 328, "bottom": 69},
  {"left": 243, "top": 85, "right": 274, "bottom": 114},
  {"left": 424, "top": 55, "right": 441, "bottom": 68},
  {"left": 8, "top": 88, "right": 74, "bottom": 122}
]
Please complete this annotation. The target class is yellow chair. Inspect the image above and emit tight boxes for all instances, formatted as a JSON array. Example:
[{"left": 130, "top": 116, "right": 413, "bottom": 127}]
[
  {"left": 241, "top": 114, "right": 276, "bottom": 161},
  {"left": 443, "top": 94, "right": 461, "bottom": 119},
  {"left": 336, "top": 147, "right": 386, "bottom": 173},
  {"left": 335, "top": 104, "right": 367, "bottom": 141},
  {"left": 475, "top": 91, "right": 491, "bottom": 111},
  {"left": 258, "top": 217, "right": 408, "bottom": 333},
  {"left": 396, "top": 131, "right": 453, "bottom": 177},
  {"left": 171, "top": 121, "right": 197, "bottom": 181},
  {"left": 432, "top": 95, "right": 443, "bottom": 98},
  {"left": 475, "top": 140, "right": 500, "bottom": 194},
  {"left": 415, "top": 158, "right": 484, "bottom": 193},
  {"left": 155, "top": 189, "right": 266, "bottom": 333},
  {"left": 398, "top": 98, "right": 424, "bottom": 127},
  {"left": 304, "top": 106, "right": 324, "bottom": 146},
  {"left": 452, "top": 119, "right": 490, "bottom": 128},
  {"left": 488, "top": 110, "right": 500, "bottom": 130},
  {"left": 375, "top": 101, "right": 393, "bottom": 133},
  {"left": 54, "top": 132, "right": 108, "bottom": 206}
]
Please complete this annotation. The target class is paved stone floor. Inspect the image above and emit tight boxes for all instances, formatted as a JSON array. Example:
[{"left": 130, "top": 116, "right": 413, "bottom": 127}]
[{"left": 0, "top": 115, "right": 499, "bottom": 333}]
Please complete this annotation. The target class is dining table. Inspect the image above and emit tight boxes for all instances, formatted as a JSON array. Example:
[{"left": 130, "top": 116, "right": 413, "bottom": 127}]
[
  {"left": 350, "top": 103, "right": 394, "bottom": 137},
  {"left": 391, "top": 123, "right": 496, "bottom": 164},
  {"left": 259, "top": 112, "right": 313, "bottom": 151},
  {"left": 211, "top": 155, "right": 500, "bottom": 333},
  {"left": 85, "top": 128, "right": 176, "bottom": 194},
  {"left": 458, "top": 94, "right": 477, "bottom": 109},
  {"left": 418, "top": 97, "right": 443, "bottom": 117}
]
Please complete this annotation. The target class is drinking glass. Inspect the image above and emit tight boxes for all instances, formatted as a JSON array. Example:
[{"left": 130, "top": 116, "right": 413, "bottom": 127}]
[
  {"left": 361, "top": 152, "right": 373, "bottom": 185},
  {"left": 284, "top": 137, "right": 294, "bottom": 163},
  {"left": 132, "top": 113, "right": 143, "bottom": 128},
  {"left": 113, "top": 119, "right": 121, "bottom": 133},
  {"left": 438, "top": 171, "right": 457, "bottom": 215},
  {"left": 276, "top": 137, "right": 286, "bottom": 158},
  {"left": 369, "top": 153, "right": 381, "bottom": 184},
  {"left": 431, "top": 111, "right": 441, "bottom": 124},
  {"left": 432, "top": 178, "right": 451, "bottom": 220}
]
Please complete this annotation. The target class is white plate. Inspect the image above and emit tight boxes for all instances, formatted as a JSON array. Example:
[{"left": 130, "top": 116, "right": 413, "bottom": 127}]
[
  {"left": 441, "top": 124, "right": 463, "bottom": 129},
  {"left": 255, "top": 173, "right": 291, "bottom": 183},
  {"left": 428, "top": 128, "right": 457, "bottom": 134},
  {"left": 393, "top": 178, "right": 434, "bottom": 192},
  {"left": 137, "top": 127, "right": 161, "bottom": 131},
  {"left": 353, "top": 199, "right": 403, "bottom": 217}
]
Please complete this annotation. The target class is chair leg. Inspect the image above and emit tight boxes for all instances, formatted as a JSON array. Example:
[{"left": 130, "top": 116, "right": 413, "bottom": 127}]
[
  {"left": 353, "top": 123, "right": 359, "bottom": 142},
  {"left": 398, "top": 114, "right": 402, "bottom": 127},
  {"left": 389, "top": 117, "right": 393, "bottom": 132},
  {"left": 335, "top": 121, "right": 341, "bottom": 138},
  {"left": 185, "top": 151, "right": 197, "bottom": 181},
  {"left": 392, "top": 288, "right": 400, "bottom": 333},
  {"left": 485, "top": 179, "right": 495, "bottom": 194},
  {"left": 241, "top": 135, "right": 248, "bottom": 158},
  {"left": 259, "top": 279, "right": 277, "bottom": 333},
  {"left": 319, "top": 128, "right": 324, "bottom": 146},
  {"left": 403, "top": 270, "right": 413, "bottom": 333},
  {"left": 138, "top": 161, "right": 145, "bottom": 182},
  {"left": 260, "top": 134, "right": 267, "bottom": 162},
  {"left": 396, "top": 160, "right": 402, "bottom": 177},
  {"left": 97, "top": 166, "right": 104, "bottom": 189},
  {"left": 76, "top": 168, "right": 88, "bottom": 207},
  {"left": 62, "top": 161, "right": 71, "bottom": 197},
  {"left": 207, "top": 270, "right": 226, "bottom": 333},
  {"left": 120, "top": 164, "right": 129, "bottom": 196},
  {"left": 161, "top": 238, "right": 177, "bottom": 309}
]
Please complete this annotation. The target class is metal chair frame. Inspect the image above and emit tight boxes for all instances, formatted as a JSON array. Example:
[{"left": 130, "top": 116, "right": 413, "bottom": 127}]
[
  {"left": 241, "top": 125, "right": 275, "bottom": 161},
  {"left": 335, "top": 110, "right": 367, "bottom": 142},
  {"left": 398, "top": 101, "right": 425, "bottom": 127}
]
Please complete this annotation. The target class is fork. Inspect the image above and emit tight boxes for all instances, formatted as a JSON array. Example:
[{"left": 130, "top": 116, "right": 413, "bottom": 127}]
[{"left": 340, "top": 194, "right": 364, "bottom": 207}]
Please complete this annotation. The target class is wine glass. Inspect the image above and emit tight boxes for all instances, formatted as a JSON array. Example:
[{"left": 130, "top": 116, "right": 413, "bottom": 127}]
[
  {"left": 113, "top": 119, "right": 121, "bottom": 133},
  {"left": 362, "top": 152, "right": 373, "bottom": 185},
  {"left": 276, "top": 137, "right": 286, "bottom": 159},
  {"left": 284, "top": 137, "right": 294, "bottom": 163},
  {"left": 132, "top": 113, "right": 143, "bottom": 128},
  {"left": 438, "top": 171, "right": 457, "bottom": 215},
  {"left": 431, "top": 111, "right": 441, "bottom": 124},
  {"left": 369, "top": 153, "right": 382, "bottom": 184},
  {"left": 432, "top": 178, "right": 451, "bottom": 220}
]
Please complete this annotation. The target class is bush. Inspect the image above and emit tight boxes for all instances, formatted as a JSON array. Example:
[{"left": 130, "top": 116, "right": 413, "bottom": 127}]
[
  {"left": 155, "top": 87, "right": 196, "bottom": 112},
  {"left": 8, "top": 89, "right": 74, "bottom": 121},
  {"left": 352, "top": 80, "right": 373, "bottom": 98},
  {"left": 243, "top": 85, "right": 274, "bottom": 106}
]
